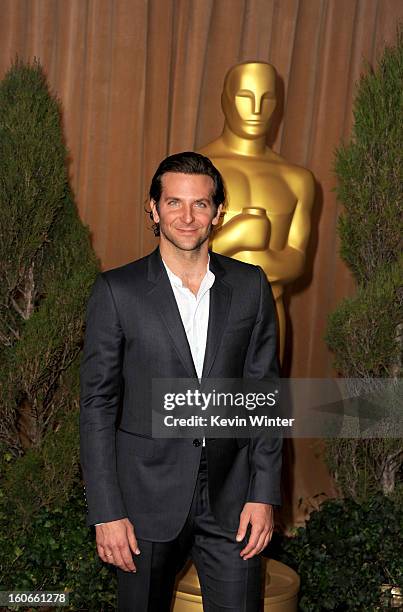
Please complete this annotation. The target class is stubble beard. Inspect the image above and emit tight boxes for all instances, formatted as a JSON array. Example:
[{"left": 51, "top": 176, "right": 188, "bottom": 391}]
[{"left": 159, "top": 224, "right": 212, "bottom": 253}]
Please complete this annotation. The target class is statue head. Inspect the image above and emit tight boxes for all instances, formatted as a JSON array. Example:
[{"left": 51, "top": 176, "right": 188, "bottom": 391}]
[{"left": 221, "top": 62, "right": 277, "bottom": 140}]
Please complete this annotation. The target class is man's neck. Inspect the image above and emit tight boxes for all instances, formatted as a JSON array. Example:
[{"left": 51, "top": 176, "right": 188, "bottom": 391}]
[{"left": 159, "top": 240, "right": 209, "bottom": 295}]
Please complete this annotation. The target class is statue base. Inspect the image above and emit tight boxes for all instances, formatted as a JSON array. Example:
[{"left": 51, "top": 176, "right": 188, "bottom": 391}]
[{"left": 173, "top": 558, "right": 300, "bottom": 611}]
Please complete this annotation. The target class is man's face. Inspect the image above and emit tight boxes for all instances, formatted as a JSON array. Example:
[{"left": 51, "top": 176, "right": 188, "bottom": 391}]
[
  {"left": 222, "top": 64, "right": 276, "bottom": 139},
  {"left": 150, "top": 173, "right": 222, "bottom": 252}
]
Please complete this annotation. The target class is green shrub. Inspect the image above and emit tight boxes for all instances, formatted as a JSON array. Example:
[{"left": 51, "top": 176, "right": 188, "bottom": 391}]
[
  {"left": 0, "top": 56, "right": 102, "bottom": 605},
  {"left": 325, "top": 28, "right": 402, "bottom": 500},
  {"left": 1, "top": 408, "right": 81, "bottom": 526},
  {"left": 278, "top": 494, "right": 403, "bottom": 611},
  {"left": 0, "top": 58, "right": 98, "bottom": 517},
  {"left": 326, "top": 258, "right": 402, "bottom": 378},
  {"left": 0, "top": 480, "right": 117, "bottom": 611},
  {"left": 334, "top": 30, "right": 402, "bottom": 284}
]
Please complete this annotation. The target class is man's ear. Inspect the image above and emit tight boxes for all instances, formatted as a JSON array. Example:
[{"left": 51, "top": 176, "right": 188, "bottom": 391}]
[
  {"left": 212, "top": 204, "right": 223, "bottom": 226},
  {"left": 150, "top": 200, "right": 160, "bottom": 223}
]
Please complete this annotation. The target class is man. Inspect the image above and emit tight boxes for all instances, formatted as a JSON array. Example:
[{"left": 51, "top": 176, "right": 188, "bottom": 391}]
[{"left": 80, "top": 152, "right": 282, "bottom": 611}]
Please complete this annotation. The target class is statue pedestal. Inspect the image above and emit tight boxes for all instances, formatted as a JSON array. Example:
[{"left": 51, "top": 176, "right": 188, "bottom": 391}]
[{"left": 173, "top": 559, "right": 300, "bottom": 611}]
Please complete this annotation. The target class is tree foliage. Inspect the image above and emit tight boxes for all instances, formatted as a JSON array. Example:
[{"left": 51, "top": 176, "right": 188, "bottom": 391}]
[
  {"left": 325, "top": 29, "right": 403, "bottom": 500},
  {"left": 0, "top": 59, "right": 99, "bottom": 513},
  {"left": 334, "top": 29, "right": 402, "bottom": 284},
  {"left": 279, "top": 494, "right": 402, "bottom": 610}
]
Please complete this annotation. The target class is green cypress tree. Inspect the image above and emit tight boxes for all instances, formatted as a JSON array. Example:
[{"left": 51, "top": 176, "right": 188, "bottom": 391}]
[
  {"left": 325, "top": 29, "right": 402, "bottom": 500},
  {"left": 0, "top": 59, "right": 99, "bottom": 519}
]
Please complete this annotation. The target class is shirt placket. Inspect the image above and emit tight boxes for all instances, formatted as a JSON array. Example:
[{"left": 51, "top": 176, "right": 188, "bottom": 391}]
[{"left": 189, "top": 291, "right": 201, "bottom": 378}]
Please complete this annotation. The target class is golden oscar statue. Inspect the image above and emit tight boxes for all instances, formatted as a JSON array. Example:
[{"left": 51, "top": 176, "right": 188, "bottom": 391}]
[
  {"left": 199, "top": 61, "right": 314, "bottom": 363},
  {"left": 172, "top": 61, "right": 313, "bottom": 611}
]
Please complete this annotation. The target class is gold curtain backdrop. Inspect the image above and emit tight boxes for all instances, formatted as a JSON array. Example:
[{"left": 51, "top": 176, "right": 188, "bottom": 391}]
[{"left": 1, "top": 0, "right": 401, "bottom": 523}]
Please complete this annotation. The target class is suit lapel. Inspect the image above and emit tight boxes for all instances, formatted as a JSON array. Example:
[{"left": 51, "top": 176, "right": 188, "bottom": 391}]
[
  {"left": 146, "top": 248, "right": 232, "bottom": 379},
  {"left": 147, "top": 248, "right": 197, "bottom": 378},
  {"left": 202, "top": 252, "right": 232, "bottom": 378}
]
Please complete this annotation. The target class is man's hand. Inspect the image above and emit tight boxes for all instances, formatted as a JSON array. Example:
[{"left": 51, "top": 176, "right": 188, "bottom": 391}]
[
  {"left": 95, "top": 518, "right": 140, "bottom": 572},
  {"left": 236, "top": 502, "right": 274, "bottom": 560}
]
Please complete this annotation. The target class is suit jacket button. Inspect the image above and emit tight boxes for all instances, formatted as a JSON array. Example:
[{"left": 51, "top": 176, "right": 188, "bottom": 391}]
[{"left": 192, "top": 439, "right": 201, "bottom": 447}]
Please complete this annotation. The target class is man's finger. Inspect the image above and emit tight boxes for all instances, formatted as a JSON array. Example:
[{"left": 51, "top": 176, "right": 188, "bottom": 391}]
[
  {"left": 126, "top": 523, "right": 140, "bottom": 556},
  {"left": 104, "top": 549, "right": 115, "bottom": 562},
  {"left": 97, "top": 545, "right": 110, "bottom": 564},
  {"left": 241, "top": 529, "right": 265, "bottom": 558},
  {"left": 113, "top": 546, "right": 136, "bottom": 573},
  {"left": 96, "top": 538, "right": 136, "bottom": 572},
  {"left": 240, "top": 523, "right": 264, "bottom": 556},
  {"left": 257, "top": 528, "right": 274, "bottom": 555},
  {"left": 262, "top": 531, "right": 272, "bottom": 551},
  {"left": 111, "top": 548, "right": 126, "bottom": 571},
  {"left": 103, "top": 549, "right": 117, "bottom": 566},
  {"left": 242, "top": 530, "right": 268, "bottom": 559},
  {"left": 119, "top": 544, "right": 137, "bottom": 572},
  {"left": 236, "top": 512, "right": 250, "bottom": 542}
]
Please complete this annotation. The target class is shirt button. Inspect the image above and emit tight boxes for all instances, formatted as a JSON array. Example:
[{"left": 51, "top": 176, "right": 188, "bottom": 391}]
[{"left": 192, "top": 439, "right": 201, "bottom": 447}]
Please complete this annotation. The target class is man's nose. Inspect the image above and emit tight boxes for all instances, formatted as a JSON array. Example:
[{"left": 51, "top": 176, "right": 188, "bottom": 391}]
[{"left": 180, "top": 203, "right": 195, "bottom": 224}]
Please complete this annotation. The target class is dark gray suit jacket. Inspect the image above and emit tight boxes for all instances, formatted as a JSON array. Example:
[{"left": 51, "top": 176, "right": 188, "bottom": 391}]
[{"left": 79, "top": 248, "right": 282, "bottom": 541}]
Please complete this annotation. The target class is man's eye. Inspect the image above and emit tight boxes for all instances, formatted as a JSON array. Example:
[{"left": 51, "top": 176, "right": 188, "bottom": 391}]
[
  {"left": 195, "top": 202, "right": 207, "bottom": 208},
  {"left": 168, "top": 200, "right": 179, "bottom": 206}
]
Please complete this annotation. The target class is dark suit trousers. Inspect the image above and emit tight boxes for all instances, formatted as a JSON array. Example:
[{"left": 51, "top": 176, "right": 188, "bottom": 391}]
[{"left": 117, "top": 448, "right": 263, "bottom": 611}]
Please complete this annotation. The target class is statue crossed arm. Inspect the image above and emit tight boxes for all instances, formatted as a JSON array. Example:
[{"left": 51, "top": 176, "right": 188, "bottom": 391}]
[{"left": 210, "top": 165, "right": 314, "bottom": 285}]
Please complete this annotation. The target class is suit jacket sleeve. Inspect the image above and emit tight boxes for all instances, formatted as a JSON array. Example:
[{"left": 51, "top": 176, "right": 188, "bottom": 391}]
[
  {"left": 243, "top": 266, "right": 283, "bottom": 506},
  {"left": 79, "top": 273, "right": 128, "bottom": 526}
]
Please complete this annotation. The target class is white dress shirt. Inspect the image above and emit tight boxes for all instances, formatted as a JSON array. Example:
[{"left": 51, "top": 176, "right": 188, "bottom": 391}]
[{"left": 163, "top": 257, "right": 215, "bottom": 447}]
